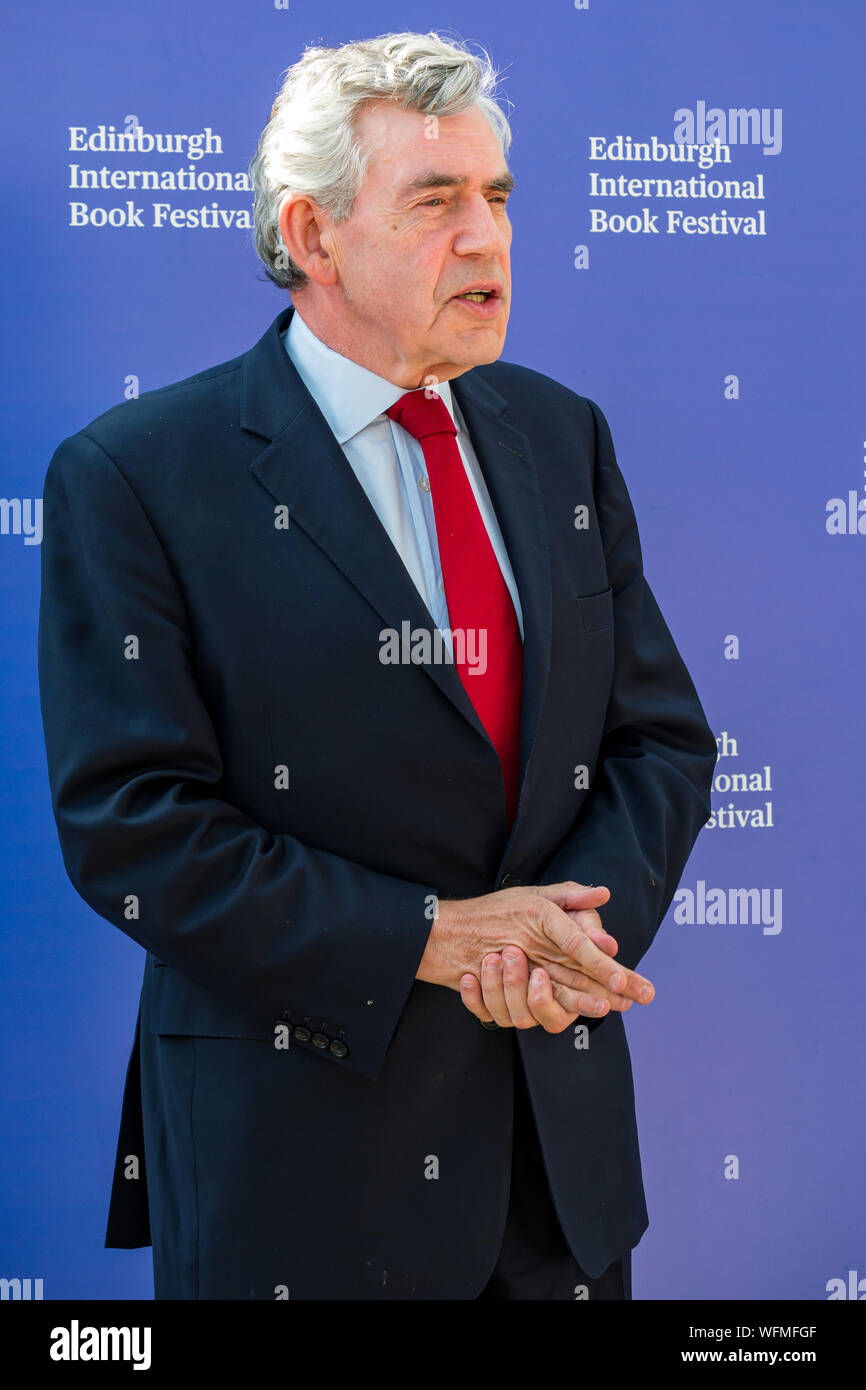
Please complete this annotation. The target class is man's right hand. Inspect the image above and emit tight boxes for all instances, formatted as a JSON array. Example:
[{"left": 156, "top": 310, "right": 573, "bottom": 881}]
[{"left": 414, "top": 881, "right": 655, "bottom": 1033}]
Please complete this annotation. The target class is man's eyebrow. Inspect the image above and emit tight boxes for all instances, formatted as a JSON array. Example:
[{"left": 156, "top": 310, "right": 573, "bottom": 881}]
[{"left": 397, "top": 170, "right": 515, "bottom": 198}]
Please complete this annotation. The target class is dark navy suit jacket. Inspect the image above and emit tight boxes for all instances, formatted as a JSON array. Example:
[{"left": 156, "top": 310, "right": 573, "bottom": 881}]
[{"left": 37, "top": 304, "right": 717, "bottom": 1298}]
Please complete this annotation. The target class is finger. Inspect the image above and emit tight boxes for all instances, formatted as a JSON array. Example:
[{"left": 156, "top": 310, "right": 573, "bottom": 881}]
[
  {"left": 550, "top": 980, "right": 613, "bottom": 1019},
  {"left": 563, "top": 907, "right": 653, "bottom": 1001},
  {"left": 459, "top": 972, "right": 495, "bottom": 1024},
  {"left": 526, "top": 967, "right": 581, "bottom": 1033},
  {"left": 604, "top": 961, "right": 654, "bottom": 1004},
  {"left": 566, "top": 915, "right": 619, "bottom": 956},
  {"left": 544, "top": 905, "right": 654, "bottom": 1003},
  {"left": 501, "top": 946, "right": 539, "bottom": 1029},
  {"left": 479, "top": 952, "right": 514, "bottom": 1028},
  {"left": 545, "top": 961, "right": 634, "bottom": 1012}
]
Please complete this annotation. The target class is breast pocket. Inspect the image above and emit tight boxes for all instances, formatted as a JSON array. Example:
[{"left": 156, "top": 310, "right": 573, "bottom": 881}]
[
  {"left": 571, "top": 586, "right": 616, "bottom": 712},
  {"left": 575, "top": 586, "right": 614, "bottom": 633}
]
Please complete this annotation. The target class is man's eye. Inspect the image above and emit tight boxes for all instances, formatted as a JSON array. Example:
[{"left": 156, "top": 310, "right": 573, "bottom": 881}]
[{"left": 419, "top": 194, "right": 508, "bottom": 209}]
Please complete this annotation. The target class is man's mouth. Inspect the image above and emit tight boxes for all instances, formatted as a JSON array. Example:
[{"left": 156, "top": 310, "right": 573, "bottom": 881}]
[{"left": 451, "top": 284, "right": 502, "bottom": 303}]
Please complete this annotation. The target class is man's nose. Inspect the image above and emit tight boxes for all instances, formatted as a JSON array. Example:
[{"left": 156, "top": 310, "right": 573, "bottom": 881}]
[{"left": 452, "top": 194, "right": 510, "bottom": 258}]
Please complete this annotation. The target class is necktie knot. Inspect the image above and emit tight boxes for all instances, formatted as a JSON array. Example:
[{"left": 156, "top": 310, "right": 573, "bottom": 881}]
[{"left": 386, "top": 389, "right": 457, "bottom": 442}]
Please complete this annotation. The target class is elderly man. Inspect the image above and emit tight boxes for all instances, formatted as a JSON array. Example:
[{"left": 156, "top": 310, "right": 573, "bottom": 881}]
[{"left": 38, "top": 31, "right": 716, "bottom": 1300}]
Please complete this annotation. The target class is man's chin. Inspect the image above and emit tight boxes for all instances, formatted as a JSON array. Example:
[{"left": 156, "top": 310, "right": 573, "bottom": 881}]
[{"left": 444, "top": 327, "right": 508, "bottom": 370}]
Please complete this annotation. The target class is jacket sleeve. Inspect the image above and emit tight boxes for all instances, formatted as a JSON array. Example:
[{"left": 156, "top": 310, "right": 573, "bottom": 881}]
[
  {"left": 537, "top": 399, "right": 718, "bottom": 973},
  {"left": 37, "top": 429, "right": 438, "bottom": 1083}
]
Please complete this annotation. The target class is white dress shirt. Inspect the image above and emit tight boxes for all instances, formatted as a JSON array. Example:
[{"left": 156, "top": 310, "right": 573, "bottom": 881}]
[{"left": 282, "top": 308, "right": 524, "bottom": 646}]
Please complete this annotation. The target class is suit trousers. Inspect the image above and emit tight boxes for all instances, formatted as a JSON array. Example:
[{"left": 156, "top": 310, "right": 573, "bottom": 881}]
[{"left": 476, "top": 1034, "right": 632, "bottom": 1300}]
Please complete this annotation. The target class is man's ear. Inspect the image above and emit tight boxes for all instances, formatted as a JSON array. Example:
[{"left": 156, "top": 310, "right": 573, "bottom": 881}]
[{"left": 277, "top": 195, "right": 339, "bottom": 287}]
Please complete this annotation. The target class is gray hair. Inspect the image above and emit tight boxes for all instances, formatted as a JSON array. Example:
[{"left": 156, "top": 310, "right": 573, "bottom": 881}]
[{"left": 248, "top": 31, "right": 513, "bottom": 292}]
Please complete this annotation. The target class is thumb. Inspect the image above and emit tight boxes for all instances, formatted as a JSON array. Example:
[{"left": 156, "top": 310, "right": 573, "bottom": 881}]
[{"left": 535, "top": 881, "right": 611, "bottom": 911}]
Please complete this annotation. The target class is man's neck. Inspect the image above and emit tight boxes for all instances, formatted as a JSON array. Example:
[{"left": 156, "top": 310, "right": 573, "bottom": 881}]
[{"left": 288, "top": 296, "right": 469, "bottom": 390}]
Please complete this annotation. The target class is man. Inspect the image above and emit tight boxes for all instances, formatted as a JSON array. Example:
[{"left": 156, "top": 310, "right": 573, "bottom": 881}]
[{"left": 38, "top": 32, "right": 717, "bottom": 1300}]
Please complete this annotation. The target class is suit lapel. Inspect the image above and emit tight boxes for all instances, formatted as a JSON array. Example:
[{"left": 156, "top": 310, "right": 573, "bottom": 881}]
[{"left": 241, "top": 306, "right": 553, "bottom": 828}]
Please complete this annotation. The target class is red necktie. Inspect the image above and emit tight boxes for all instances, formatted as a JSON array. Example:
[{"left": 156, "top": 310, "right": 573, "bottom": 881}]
[{"left": 386, "top": 390, "right": 523, "bottom": 825}]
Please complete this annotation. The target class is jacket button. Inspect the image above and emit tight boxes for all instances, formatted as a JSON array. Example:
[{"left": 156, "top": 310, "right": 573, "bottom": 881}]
[
  {"left": 480, "top": 1019, "right": 499, "bottom": 1030},
  {"left": 293, "top": 1025, "right": 311, "bottom": 1043},
  {"left": 311, "top": 1033, "right": 329, "bottom": 1049},
  {"left": 498, "top": 873, "right": 522, "bottom": 890},
  {"left": 329, "top": 1039, "right": 348, "bottom": 1058}
]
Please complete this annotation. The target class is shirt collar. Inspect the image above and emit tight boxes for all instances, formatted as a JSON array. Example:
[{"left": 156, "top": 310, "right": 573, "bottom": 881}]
[{"left": 283, "top": 306, "right": 461, "bottom": 445}]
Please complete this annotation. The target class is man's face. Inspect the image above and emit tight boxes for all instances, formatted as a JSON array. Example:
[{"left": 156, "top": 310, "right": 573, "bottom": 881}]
[{"left": 288, "top": 99, "right": 513, "bottom": 388}]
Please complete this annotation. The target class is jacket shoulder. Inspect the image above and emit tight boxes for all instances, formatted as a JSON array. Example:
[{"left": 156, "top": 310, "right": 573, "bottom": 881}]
[
  {"left": 471, "top": 357, "right": 602, "bottom": 433},
  {"left": 475, "top": 358, "right": 608, "bottom": 450},
  {"left": 55, "top": 349, "right": 247, "bottom": 470}
]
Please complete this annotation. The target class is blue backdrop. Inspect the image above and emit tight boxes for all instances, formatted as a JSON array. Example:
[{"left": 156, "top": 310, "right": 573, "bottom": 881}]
[{"left": 2, "top": 1, "right": 863, "bottom": 1300}]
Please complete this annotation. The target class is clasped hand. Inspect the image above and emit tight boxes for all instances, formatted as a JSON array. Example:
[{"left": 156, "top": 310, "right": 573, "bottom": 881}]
[{"left": 417, "top": 881, "right": 654, "bottom": 1034}]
